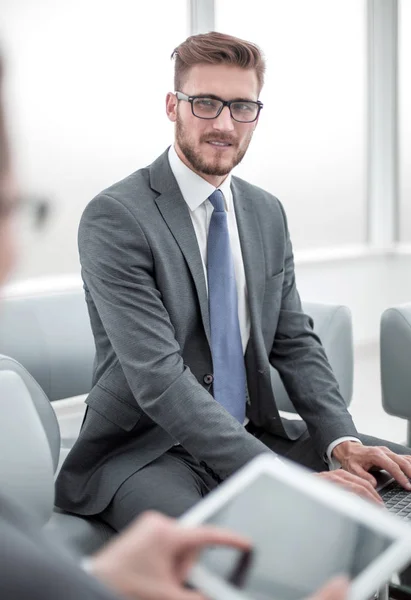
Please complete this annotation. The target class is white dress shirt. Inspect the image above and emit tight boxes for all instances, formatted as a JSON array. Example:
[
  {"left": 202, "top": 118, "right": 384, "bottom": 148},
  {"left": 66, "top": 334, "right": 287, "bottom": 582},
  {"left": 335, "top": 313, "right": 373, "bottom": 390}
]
[
  {"left": 168, "top": 145, "right": 360, "bottom": 467},
  {"left": 168, "top": 145, "right": 250, "bottom": 353}
]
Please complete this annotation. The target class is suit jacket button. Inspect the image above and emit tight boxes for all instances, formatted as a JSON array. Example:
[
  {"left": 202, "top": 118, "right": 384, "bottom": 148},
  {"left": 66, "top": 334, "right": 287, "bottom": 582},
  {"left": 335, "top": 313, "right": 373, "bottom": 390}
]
[{"left": 203, "top": 374, "right": 214, "bottom": 385}]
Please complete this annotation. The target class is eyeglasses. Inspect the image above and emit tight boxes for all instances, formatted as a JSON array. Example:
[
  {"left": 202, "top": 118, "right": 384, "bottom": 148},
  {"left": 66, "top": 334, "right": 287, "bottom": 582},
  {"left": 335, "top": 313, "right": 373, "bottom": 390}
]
[
  {"left": 0, "top": 193, "right": 50, "bottom": 230},
  {"left": 175, "top": 92, "right": 263, "bottom": 123}
]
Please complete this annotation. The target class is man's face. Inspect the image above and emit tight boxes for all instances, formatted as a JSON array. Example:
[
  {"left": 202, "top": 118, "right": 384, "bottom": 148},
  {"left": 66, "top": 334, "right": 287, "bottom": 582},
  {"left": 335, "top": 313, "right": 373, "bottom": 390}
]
[{"left": 166, "top": 64, "right": 260, "bottom": 182}]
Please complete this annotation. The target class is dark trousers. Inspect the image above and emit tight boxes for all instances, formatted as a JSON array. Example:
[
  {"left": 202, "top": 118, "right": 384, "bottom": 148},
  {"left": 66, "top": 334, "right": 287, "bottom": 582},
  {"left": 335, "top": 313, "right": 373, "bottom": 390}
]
[{"left": 100, "top": 428, "right": 411, "bottom": 532}]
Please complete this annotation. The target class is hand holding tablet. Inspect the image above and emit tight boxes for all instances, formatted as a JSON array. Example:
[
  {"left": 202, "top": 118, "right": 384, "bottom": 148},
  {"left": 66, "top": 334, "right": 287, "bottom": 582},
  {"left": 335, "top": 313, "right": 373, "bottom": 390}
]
[{"left": 181, "top": 455, "right": 411, "bottom": 600}]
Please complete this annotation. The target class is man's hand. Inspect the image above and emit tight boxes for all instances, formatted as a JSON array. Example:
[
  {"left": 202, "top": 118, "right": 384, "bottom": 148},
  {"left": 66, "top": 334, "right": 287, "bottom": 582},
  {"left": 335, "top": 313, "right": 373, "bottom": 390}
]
[
  {"left": 90, "top": 511, "right": 251, "bottom": 600},
  {"left": 317, "top": 470, "right": 384, "bottom": 504},
  {"left": 332, "top": 441, "right": 411, "bottom": 490},
  {"left": 308, "top": 576, "right": 349, "bottom": 600}
]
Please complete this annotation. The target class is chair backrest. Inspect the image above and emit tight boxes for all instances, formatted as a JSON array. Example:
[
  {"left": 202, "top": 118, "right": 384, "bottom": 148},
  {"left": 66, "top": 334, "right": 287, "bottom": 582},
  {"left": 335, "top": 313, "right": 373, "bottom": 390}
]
[
  {"left": 0, "top": 354, "right": 61, "bottom": 471},
  {"left": 380, "top": 303, "right": 411, "bottom": 419},
  {"left": 273, "top": 302, "right": 353, "bottom": 413},
  {"left": 0, "top": 281, "right": 353, "bottom": 415},
  {"left": 0, "top": 369, "right": 55, "bottom": 525},
  {"left": 0, "top": 287, "right": 95, "bottom": 401},
  {"left": 0, "top": 358, "right": 116, "bottom": 554}
]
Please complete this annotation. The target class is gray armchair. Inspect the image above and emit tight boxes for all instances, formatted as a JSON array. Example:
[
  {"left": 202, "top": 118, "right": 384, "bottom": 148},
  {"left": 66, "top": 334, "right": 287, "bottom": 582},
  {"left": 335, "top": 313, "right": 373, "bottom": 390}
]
[
  {"left": 0, "top": 355, "right": 115, "bottom": 555},
  {"left": 380, "top": 303, "right": 411, "bottom": 445},
  {"left": 0, "top": 282, "right": 354, "bottom": 555},
  {"left": 0, "top": 289, "right": 94, "bottom": 401},
  {"left": 272, "top": 301, "right": 353, "bottom": 413}
]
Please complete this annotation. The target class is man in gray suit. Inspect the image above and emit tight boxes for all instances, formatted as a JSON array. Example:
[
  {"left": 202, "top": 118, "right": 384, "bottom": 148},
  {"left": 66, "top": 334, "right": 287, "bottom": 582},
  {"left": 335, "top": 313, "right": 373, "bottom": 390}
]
[
  {"left": 56, "top": 31, "right": 411, "bottom": 531},
  {"left": 0, "top": 50, "right": 350, "bottom": 600}
]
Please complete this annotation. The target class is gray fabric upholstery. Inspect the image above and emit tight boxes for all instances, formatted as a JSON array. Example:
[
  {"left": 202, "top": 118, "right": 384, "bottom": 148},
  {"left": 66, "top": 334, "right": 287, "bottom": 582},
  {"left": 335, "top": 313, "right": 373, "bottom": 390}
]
[
  {"left": 0, "top": 291, "right": 95, "bottom": 401},
  {"left": 0, "top": 362, "right": 115, "bottom": 554},
  {"left": 0, "top": 354, "right": 61, "bottom": 471},
  {"left": 45, "top": 509, "right": 116, "bottom": 556},
  {"left": 272, "top": 302, "right": 353, "bottom": 413},
  {"left": 380, "top": 303, "right": 411, "bottom": 420},
  {"left": 0, "top": 370, "right": 55, "bottom": 525}
]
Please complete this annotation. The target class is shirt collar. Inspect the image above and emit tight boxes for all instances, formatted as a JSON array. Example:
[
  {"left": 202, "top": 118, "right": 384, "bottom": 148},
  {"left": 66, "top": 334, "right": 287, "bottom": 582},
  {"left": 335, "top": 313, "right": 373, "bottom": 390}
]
[{"left": 168, "top": 145, "right": 232, "bottom": 212}]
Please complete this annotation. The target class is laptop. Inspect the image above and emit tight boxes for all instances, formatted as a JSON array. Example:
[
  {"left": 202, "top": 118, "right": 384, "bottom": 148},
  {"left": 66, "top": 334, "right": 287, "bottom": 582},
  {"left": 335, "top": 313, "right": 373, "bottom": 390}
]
[
  {"left": 377, "top": 470, "right": 411, "bottom": 520},
  {"left": 181, "top": 455, "right": 411, "bottom": 600}
]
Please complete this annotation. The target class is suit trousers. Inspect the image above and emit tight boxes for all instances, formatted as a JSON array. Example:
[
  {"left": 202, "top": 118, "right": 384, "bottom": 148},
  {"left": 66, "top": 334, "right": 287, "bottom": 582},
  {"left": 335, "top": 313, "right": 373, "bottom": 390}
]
[{"left": 100, "top": 427, "right": 411, "bottom": 533}]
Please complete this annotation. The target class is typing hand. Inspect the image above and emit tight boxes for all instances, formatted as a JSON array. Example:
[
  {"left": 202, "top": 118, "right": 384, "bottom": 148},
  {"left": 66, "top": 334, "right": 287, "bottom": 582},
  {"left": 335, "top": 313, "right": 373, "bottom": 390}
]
[
  {"left": 332, "top": 441, "right": 411, "bottom": 491},
  {"left": 317, "top": 470, "right": 384, "bottom": 504}
]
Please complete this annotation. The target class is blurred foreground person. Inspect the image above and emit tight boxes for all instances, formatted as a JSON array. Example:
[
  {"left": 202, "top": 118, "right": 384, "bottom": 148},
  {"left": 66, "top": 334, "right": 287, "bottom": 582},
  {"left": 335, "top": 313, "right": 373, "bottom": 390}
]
[{"left": 0, "top": 51, "right": 349, "bottom": 600}]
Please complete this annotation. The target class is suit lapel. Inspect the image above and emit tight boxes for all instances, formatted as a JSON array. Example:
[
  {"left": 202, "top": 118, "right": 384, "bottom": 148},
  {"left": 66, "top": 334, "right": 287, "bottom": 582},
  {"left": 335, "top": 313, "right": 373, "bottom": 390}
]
[
  {"left": 150, "top": 150, "right": 211, "bottom": 345},
  {"left": 231, "top": 178, "right": 265, "bottom": 338}
]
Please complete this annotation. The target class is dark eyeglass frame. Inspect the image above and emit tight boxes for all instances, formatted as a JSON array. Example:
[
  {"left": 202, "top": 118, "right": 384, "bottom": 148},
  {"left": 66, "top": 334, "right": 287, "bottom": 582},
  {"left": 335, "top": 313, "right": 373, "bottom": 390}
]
[
  {"left": 175, "top": 91, "right": 263, "bottom": 123},
  {"left": 0, "top": 193, "right": 50, "bottom": 229}
]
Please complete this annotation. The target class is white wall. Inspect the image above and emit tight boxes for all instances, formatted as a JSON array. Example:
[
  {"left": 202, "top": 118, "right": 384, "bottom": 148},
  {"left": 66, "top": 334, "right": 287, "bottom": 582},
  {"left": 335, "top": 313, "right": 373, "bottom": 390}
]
[
  {"left": 295, "top": 250, "right": 411, "bottom": 345},
  {"left": 400, "top": 0, "right": 411, "bottom": 241},
  {"left": 216, "top": 0, "right": 367, "bottom": 250},
  {"left": 1, "top": 0, "right": 188, "bottom": 280}
]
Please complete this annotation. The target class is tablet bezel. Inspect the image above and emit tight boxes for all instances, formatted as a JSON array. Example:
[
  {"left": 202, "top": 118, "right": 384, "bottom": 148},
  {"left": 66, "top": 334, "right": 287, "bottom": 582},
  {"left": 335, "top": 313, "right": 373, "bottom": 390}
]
[{"left": 180, "top": 454, "right": 411, "bottom": 600}]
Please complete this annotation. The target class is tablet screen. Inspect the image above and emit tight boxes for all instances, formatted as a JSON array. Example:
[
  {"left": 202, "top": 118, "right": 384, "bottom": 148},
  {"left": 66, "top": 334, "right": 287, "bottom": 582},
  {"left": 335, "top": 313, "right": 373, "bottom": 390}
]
[{"left": 198, "top": 473, "right": 395, "bottom": 600}]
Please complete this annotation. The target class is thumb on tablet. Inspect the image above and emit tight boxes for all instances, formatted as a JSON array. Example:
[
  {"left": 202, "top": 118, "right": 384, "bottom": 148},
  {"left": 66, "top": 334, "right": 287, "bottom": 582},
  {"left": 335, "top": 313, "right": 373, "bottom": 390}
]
[{"left": 308, "top": 576, "right": 350, "bottom": 600}]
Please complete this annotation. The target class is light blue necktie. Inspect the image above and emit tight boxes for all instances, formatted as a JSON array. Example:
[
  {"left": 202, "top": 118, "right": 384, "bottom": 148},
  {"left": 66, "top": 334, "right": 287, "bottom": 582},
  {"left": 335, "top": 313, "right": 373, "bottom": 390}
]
[{"left": 207, "top": 189, "right": 246, "bottom": 423}]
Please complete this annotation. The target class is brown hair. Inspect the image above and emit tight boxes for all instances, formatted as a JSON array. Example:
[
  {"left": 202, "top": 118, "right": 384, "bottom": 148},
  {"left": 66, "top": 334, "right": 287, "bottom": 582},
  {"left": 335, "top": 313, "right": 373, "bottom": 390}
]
[{"left": 171, "top": 31, "right": 265, "bottom": 95}]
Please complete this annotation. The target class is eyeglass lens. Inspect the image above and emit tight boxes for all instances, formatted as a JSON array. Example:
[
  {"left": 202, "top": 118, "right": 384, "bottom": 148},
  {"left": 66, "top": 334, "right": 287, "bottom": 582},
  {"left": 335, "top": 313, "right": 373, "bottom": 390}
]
[{"left": 192, "top": 97, "right": 259, "bottom": 122}]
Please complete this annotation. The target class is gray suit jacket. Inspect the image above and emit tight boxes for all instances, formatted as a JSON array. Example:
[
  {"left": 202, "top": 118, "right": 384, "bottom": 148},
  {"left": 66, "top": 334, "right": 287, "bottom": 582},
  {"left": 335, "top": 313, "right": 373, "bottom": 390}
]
[
  {"left": 55, "top": 149, "right": 358, "bottom": 515},
  {"left": 0, "top": 492, "right": 117, "bottom": 600}
]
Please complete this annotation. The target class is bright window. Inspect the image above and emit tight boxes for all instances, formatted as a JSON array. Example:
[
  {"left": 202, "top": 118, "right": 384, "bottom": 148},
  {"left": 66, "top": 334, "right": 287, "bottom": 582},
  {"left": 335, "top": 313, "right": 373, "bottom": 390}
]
[
  {"left": 399, "top": 0, "right": 411, "bottom": 242},
  {"left": 216, "top": 0, "right": 367, "bottom": 250}
]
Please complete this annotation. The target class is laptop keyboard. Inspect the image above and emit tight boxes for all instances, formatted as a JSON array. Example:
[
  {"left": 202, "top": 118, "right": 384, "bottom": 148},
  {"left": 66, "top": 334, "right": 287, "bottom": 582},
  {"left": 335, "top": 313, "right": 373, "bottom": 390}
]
[{"left": 380, "top": 481, "right": 411, "bottom": 519}]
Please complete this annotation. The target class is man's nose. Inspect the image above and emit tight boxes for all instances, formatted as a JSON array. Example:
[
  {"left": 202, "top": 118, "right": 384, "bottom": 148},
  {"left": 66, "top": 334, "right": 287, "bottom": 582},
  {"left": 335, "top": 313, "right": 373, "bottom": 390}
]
[{"left": 212, "top": 105, "right": 235, "bottom": 131}]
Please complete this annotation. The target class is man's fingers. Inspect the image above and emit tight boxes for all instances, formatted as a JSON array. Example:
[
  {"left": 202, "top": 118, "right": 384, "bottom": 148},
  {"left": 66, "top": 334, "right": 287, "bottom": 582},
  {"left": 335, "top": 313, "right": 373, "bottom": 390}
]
[
  {"left": 178, "top": 525, "right": 252, "bottom": 554},
  {"left": 322, "top": 471, "right": 383, "bottom": 504},
  {"left": 336, "top": 470, "right": 382, "bottom": 501},
  {"left": 168, "top": 588, "right": 207, "bottom": 600},
  {"left": 153, "top": 582, "right": 206, "bottom": 600},
  {"left": 346, "top": 481, "right": 384, "bottom": 505},
  {"left": 350, "top": 464, "right": 378, "bottom": 488},
  {"left": 384, "top": 452, "right": 411, "bottom": 485},
  {"left": 368, "top": 452, "right": 411, "bottom": 490},
  {"left": 308, "top": 576, "right": 349, "bottom": 600}
]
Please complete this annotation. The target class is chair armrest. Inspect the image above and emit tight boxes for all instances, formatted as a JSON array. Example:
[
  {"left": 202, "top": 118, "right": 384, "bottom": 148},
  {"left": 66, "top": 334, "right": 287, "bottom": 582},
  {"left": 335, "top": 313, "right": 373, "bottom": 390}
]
[{"left": 272, "top": 302, "right": 354, "bottom": 414}]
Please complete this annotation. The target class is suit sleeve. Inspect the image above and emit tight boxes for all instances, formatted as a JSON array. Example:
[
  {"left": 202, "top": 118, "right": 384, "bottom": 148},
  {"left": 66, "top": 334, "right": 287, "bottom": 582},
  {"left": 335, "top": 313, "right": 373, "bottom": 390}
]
[
  {"left": 79, "top": 194, "right": 270, "bottom": 481},
  {"left": 269, "top": 201, "right": 359, "bottom": 457}
]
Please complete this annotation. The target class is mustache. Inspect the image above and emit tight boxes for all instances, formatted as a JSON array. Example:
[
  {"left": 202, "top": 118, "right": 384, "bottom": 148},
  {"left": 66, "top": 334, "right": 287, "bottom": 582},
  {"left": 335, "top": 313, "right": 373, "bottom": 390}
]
[{"left": 201, "top": 134, "right": 237, "bottom": 145}]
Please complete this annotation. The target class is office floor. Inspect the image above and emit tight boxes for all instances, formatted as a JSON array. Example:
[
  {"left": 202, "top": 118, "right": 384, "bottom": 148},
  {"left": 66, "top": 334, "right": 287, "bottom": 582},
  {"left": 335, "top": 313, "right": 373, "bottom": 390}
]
[{"left": 55, "top": 343, "right": 409, "bottom": 451}]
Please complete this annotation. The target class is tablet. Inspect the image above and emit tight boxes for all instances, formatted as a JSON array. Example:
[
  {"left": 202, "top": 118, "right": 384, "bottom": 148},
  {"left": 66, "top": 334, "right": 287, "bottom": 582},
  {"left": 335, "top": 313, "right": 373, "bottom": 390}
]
[{"left": 181, "top": 454, "right": 411, "bottom": 600}]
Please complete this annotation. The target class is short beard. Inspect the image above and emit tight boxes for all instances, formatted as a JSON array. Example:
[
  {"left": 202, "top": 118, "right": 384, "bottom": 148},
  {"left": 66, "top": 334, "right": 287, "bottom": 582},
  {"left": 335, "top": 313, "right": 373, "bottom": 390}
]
[{"left": 176, "top": 113, "right": 253, "bottom": 177}]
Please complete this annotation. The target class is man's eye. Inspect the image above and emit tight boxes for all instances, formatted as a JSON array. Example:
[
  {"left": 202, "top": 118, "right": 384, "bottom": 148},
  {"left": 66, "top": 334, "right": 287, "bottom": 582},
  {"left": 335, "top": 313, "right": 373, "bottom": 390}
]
[
  {"left": 234, "top": 103, "right": 253, "bottom": 112},
  {"left": 196, "top": 99, "right": 217, "bottom": 108}
]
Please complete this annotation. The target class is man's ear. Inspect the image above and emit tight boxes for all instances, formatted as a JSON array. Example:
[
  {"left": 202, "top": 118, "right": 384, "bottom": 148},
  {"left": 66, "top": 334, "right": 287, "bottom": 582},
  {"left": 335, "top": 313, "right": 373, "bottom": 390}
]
[{"left": 166, "top": 92, "right": 177, "bottom": 122}]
